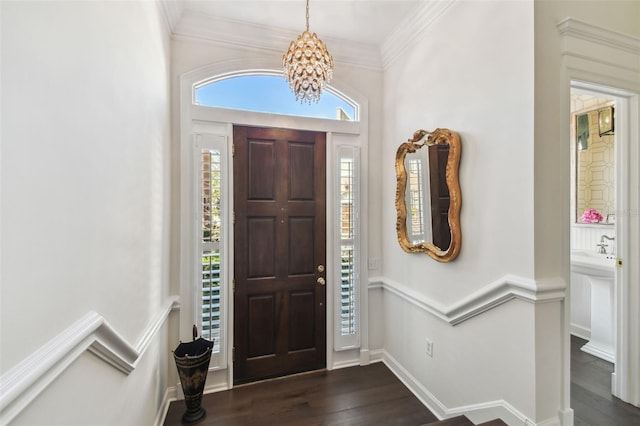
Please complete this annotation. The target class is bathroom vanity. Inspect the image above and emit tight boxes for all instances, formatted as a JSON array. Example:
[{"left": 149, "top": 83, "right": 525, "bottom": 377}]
[{"left": 570, "top": 249, "right": 616, "bottom": 363}]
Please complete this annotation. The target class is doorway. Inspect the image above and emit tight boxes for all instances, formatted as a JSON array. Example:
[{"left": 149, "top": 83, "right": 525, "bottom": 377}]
[
  {"left": 232, "top": 125, "right": 327, "bottom": 384},
  {"left": 569, "top": 81, "right": 637, "bottom": 406},
  {"left": 569, "top": 88, "right": 617, "bottom": 366},
  {"left": 569, "top": 87, "right": 620, "bottom": 415}
]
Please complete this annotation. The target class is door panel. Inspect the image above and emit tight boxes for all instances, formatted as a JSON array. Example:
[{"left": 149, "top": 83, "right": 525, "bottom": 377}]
[
  {"left": 289, "top": 291, "right": 316, "bottom": 351},
  {"left": 234, "top": 126, "right": 326, "bottom": 384},
  {"left": 247, "top": 294, "right": 276, "bottom": 358},
  {"left": 247, "top": 217, "right": 276, "bottom": 278},
  {"left": 248, "top": 140, "right": 276, "bottom": 200},
  {"left": 288, "top": 217, "right": 315, "bottom": 275},
  {"left": 289, "top": 143, "right": 315, "bottom": 200}
]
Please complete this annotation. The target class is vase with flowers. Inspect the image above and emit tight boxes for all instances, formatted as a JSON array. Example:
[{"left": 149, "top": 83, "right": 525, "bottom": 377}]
[{"left": 581, "top": 208, "right": 604, "bottom": 224}]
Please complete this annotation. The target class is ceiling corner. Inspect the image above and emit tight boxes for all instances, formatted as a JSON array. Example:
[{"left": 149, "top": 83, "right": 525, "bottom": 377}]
[
  {"left": 159, "top": 0, "right": 185, "bottom": 35},
  {"left": 381, "top": 0, "right": 457, "bottom": 70}
]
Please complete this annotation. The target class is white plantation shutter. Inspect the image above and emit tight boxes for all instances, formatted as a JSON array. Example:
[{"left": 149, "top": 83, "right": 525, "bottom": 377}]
[
  {"left": 335, "top": 145, "right": 360, "bottom": 350},
  {"left": 200, "top": 148, "right": 222, "bottom": 348},
  {"left": 194, "top": 134, "right": 227, "bottom": 369}
]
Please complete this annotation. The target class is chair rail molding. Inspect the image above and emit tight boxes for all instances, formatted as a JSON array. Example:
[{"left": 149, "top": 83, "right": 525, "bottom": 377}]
[
  {"left": 0, "top": 297, "right": 180, "bottom": 425},
  {"left": 368, "top": 274, "right": 566, "bottom": 326}
]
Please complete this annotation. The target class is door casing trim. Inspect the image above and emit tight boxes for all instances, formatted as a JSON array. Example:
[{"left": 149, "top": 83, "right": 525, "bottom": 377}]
[{"left": 179, "top": 59, "right": 370, "bottom": 390}]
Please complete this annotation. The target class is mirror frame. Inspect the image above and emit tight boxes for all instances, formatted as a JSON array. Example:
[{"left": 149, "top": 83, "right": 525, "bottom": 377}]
[{"left": 395, "top": 128, "right": 462, "bottom": 262}]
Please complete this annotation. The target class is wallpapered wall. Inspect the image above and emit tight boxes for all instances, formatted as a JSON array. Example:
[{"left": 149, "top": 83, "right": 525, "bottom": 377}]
[{"left": 571, "top": 94, "right": 616, "bottom": 224}]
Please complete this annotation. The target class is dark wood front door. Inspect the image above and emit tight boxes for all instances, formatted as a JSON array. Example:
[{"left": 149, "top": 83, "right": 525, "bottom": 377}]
[{"left": 233, "top": 126, "right": 326, "bottom": 384}]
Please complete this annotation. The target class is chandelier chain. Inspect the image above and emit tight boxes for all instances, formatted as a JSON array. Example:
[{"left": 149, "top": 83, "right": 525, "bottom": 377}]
[{"left": 305, "top": 0, "right": 310, "bottom": 31}]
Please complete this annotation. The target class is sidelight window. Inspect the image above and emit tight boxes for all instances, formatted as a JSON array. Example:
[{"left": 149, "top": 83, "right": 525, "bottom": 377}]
[
  {"left": 191, "top": 133, "right": 228, "bottom": 369},
  {"left": 200, "top": 149, "right": 222, "bottom": 350},
  {"left": 335, "top": 145, "right": 360, "bottom": 350}
]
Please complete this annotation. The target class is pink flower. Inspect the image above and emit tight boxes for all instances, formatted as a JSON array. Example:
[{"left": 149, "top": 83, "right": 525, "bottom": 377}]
[{"left": 581, "top": 208, "right": 603, "bottom": 223}]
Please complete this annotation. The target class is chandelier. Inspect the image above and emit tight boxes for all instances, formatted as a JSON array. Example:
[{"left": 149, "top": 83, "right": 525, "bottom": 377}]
[{"left": 282, "top": 0, "right": 334, "bottom": 103}]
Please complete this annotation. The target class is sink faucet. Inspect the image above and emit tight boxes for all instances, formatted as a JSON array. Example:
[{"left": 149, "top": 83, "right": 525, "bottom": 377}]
[{"left": 598, "top": 234, "right": 615, "bottom": 254}]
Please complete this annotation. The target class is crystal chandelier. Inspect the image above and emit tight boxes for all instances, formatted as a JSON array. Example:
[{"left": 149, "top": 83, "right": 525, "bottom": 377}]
[{"left": 282, "top": 0, "right": 334, "bottom": 103}]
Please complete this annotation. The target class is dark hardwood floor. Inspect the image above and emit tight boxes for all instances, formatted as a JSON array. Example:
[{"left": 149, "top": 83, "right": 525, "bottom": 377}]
[
  {"left": 571, "top": 335, "right": 640, "bottom": 425},
  {"left": 164, "top": 362, "right": 439, "bottom": 426},
  {"left": 165, "top": 339, "right": 640, "bottom": 426}
]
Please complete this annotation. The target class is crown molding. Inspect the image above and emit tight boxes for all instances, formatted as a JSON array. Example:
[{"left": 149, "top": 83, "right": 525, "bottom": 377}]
[
  {"left": 380, "top": 0, "right": 457, "bottom": 69},
  {"left": 0, "top": 297, "right": 180, "bottom": 425},
  {"left": 172, "top": 10, "right": 383, "bottom": 70},
  {"left": 158, "top": 0, "right": 184, "bottom": 35},
  {"left": 557, "top": 17, "right": 640, "bottom": 55},
  {"left": 557, "top": 17, "right": 640, "bottom": 92}
]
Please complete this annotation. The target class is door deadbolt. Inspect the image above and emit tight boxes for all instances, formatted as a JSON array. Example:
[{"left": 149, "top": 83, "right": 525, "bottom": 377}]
[{"left": 317, "top": 264, "right": 325, "bottom": 273}]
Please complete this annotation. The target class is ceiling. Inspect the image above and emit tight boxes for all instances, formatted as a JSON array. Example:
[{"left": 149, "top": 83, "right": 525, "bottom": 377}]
[{"left": 179, "top": 0, "right": 423, "bottom": 46}]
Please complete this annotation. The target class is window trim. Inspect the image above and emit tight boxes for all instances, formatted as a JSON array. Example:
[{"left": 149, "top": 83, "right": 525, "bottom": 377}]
[
  {"left": 180, "top": 61, "right": 370, "bottom": 384},
  {"left": 179, "top": 132, "right": 229, "bottom": 371}
]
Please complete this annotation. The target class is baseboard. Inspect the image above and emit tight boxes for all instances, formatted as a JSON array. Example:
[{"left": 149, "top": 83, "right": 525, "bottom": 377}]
[
  {"left": 581, "top": 342, "right": 615, "bottom": 363},
  {"left": 370, "top": 349, "right": 384, "bottom": 363},
  {"left": 359, "top": 348, "right": 371, "bottom": 365},
  {"left": 204, "top": 382, "right": 231, "bottom": 395},
  {"left": 381, "top": 352, "right": 446, "bottom": 420},
  {"left": 530, "top": 415, "right": 561, "bottom": 426},
  {"left": 331, "top": 358, "right": 362, "bottom": 370},
  {"left": 154, "top": 386, "right": 178, "bottom": 426},
  {"left": 381, "top": 350, "right": 534, "bottom": 425},
  {"left": 570, "top": 323, "right": 591, "bottom": 341},
  {"left": 559, "top": 408, "right": 574, "bottom": 426},
  {"left": 163, "top": 380, "right": 229, "bottom": 424}
]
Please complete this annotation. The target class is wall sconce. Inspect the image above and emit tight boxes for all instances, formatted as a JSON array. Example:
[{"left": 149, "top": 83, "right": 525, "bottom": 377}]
[{"left": 598, "top": 106, "right": 614, "bottom": 136}]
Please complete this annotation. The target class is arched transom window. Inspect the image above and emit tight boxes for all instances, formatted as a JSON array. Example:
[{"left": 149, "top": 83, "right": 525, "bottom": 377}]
[{"left": 194, "top": 71, "right": 358, "bottom": 121}]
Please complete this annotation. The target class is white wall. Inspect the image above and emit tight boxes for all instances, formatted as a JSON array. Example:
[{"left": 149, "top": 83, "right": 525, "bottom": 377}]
[
  {"left": 383, "top": 1, "right": 535, "bottom": 302},
  {"left": 1, "top": 1, "right": 172, "bottom": 424},
  {"left": 381, "top": 0, "right": 546, "bottom": 423}
]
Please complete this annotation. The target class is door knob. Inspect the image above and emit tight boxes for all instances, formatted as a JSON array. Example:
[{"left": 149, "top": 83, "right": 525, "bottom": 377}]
[{"left": 317, "top": 277, "right": 326, "bottom": 285}]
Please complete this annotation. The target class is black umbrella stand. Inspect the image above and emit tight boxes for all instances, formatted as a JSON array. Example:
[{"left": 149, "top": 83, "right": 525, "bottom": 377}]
[{"left": 173, "top": 325, "right": 214, "bottom": 424}]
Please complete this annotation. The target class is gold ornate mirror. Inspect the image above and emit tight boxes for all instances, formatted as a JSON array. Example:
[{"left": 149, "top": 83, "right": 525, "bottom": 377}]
[{"left": 395, "top": 129, "right": 462, "bottom": 262}]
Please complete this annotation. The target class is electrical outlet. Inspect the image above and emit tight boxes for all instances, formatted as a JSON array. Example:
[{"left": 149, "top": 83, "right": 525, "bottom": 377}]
[{"left": 425, "top": 339, "right": 434, "bottom": 357}]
